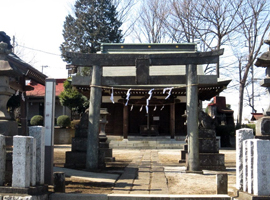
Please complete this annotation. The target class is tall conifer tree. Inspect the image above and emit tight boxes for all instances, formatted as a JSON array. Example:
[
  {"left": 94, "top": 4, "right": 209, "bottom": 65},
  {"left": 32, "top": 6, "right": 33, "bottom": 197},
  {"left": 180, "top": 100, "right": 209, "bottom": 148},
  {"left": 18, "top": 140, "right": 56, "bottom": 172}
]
[{"left": 60, "top": 0, "right": 123, "bottom": 61}]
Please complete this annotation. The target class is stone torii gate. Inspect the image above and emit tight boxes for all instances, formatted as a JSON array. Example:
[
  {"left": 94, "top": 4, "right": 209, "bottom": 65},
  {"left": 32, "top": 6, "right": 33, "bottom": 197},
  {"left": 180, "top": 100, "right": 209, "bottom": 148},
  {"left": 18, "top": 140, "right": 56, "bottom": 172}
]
[{"left": 66, "top": 46, "right": 224, "bottom": 173}]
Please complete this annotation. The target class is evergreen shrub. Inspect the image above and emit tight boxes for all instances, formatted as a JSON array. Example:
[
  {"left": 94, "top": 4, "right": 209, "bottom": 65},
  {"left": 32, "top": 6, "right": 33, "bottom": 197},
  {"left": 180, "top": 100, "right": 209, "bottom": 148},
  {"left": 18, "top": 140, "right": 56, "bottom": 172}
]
[
  {"left": 57, "top": 115, "right": 71, "bottom": 128},
  {"left": 30, "top": 115, "right": 44, "bottom": 126}
]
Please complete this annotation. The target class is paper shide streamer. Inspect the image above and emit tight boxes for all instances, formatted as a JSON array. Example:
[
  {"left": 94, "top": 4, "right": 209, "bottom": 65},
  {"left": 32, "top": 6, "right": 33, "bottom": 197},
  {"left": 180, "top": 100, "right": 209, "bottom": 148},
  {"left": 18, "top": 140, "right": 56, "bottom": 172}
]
[
  {"left": 140, "top": 105, "right": 143, "bottom": 112},
  {"left": 110, "top": 87, "right": 115, "bottom": 104},
  {"left": 146, "top": 89, "right": 154, "bottom": 113},
  {"left": 125, "top": 88, "right": 132, "bottom": 106},
  {"left": 130, "top": 105, "right": 133, "bottom": 111},
  {"left": 163, "top": 87, "right": 173, "bottom": 100}
]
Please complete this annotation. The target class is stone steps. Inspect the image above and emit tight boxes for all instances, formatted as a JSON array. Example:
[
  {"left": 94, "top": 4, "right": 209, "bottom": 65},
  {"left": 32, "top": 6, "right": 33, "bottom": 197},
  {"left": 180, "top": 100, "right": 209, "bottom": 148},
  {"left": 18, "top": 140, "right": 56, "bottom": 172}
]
[{"left": 109, "top": 138, "right": 185, "bottom": 149}]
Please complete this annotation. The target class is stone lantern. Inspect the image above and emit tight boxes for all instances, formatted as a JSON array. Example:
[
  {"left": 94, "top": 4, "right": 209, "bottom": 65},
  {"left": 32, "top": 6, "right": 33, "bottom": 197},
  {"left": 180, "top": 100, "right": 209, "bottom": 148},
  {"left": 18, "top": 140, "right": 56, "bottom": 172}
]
[
  {"left": 255, "top": 37, "right": 270, "bottom": 138},
  {"left": 98, "top": 108, "right": 114, "bottom": 167},
  {"left": 0, "top": 42, "right": 18, "bottom": 136},
  {"left": 99, "top": 108, "right": 109, "bottom": 142}
]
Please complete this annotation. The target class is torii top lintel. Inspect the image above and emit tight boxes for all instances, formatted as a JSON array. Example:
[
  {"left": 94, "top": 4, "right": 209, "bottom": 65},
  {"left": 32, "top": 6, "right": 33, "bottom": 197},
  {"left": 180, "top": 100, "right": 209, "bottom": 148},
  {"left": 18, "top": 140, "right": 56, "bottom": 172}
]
[{"left": 65, "top": 49, "right": 224, "bottom": 67}]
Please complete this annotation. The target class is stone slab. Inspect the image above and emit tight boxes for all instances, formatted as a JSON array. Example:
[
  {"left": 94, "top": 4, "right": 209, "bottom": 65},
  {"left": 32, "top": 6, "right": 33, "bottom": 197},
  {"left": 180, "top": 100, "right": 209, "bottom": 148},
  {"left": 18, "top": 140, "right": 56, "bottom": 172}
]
[
  {"left": 30, "top": 138, "right": 36, "bottom": 187},
  {"left": 199, "top": 129, "right": 216, "bottom": 138},
  {"left": 243, "top": 140, "right": 248, "bottom": 192},
  {"left": 29, "top": 126, "right": 45, "bottom": 185},
  {"left": 53, "top": 167, "right": 119, "bottom": 184},
  {"left": 12, "top": 136, "right": 33, "bottom": 188},
  {"left": 0, "top": 134, "right": 5, "bottom": 185},
  {"left": 50, "top": 193, "right": 231, "bottom": 200},
  {"left": 247, "top": 139, "right": 254, "bottom": 194},
  {"left": 0, "top": 185, "right": 48, "bottom": 195},
  {"left": 253, "top": 139, "right": 270, "bottom": 196},
  {"left": 199, "top": 138, "right": 218, "bottom": 153},
  {"left": 238, "top": 191, "right": 270, "bottom": 200},
  {"left": 236, "top": 128, "right": 254, "bottom": 190},
  {"left": 71, "top": 138, "right": 87, "bottom": 152}
]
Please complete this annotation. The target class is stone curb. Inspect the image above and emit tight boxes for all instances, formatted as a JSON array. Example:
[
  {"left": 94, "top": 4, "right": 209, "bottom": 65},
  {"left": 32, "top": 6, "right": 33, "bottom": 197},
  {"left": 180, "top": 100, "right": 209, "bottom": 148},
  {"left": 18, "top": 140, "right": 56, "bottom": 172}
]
[{"left": 49, "top": 193, "right": 231, "bottom": 200}]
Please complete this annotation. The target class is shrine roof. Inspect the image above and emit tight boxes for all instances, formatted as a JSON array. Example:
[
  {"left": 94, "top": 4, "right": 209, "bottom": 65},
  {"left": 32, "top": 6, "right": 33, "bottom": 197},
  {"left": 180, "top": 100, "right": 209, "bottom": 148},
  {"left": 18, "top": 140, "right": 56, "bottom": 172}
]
[
  {"left": 26, "top": 79, "right": 65, "bottom": 97},
  {"left": 7, "top": 52, "right": 47, "bottom": 85}
]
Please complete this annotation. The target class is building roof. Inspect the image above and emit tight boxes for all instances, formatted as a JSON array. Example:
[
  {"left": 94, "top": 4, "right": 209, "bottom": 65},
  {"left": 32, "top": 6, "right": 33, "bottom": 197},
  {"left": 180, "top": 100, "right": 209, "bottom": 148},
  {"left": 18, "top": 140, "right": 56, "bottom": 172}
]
[
  {"left": 250, "top": 113, "right": 263, "bottom": 121},
  {"left": 26, "top": 79, "right": 66, "bottom": 97}
]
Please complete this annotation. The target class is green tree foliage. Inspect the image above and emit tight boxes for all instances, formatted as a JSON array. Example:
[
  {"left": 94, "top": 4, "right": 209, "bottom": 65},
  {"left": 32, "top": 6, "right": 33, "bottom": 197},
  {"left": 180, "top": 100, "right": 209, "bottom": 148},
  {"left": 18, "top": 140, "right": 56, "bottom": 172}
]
[
  {"left": 59, "top": 80, "right": 88, "bottom": 113},
  {"left": 60, "top": 0, "right": 123, "bottom": 62}
]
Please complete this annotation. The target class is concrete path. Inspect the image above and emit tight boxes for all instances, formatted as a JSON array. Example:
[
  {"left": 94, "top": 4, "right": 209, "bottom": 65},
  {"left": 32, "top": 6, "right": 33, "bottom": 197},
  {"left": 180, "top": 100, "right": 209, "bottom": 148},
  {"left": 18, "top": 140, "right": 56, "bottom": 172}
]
[{"left": 112, "top": 150, "right": 169, "bottom": 194}]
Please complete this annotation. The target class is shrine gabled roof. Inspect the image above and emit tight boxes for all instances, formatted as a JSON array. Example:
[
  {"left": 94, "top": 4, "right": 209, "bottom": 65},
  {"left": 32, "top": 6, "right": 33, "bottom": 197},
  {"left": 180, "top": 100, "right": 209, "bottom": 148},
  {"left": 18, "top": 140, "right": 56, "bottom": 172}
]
[
  {"left": 7, "top": 53, "right": 47, "bottom": 85},
  {"left": 26, "top": 79, "right": 65, "bottom": 97}
]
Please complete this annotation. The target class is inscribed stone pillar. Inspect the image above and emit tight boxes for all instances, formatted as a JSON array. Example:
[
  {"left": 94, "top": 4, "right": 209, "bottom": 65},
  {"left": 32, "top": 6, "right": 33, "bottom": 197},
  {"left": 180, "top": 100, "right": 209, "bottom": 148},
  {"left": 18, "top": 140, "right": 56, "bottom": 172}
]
[
  {"left": 253, "top": 139, "right": 270, "bottom": 196},
  {"left": 0, "top": 134, "right": 5, "bottom": 185},
  {"left": 86, "top": 65, "right": 102, "bottom": 170},
  {"left": 30, "top": 137, "right": 36, "bottom": 186},
  {"left": 29, "top": 126, "right": 45, "bottom": 185},
  {"left": 12, "top": 136, "right": 33, "bottom": 188},
  {"left": 247, "top": 139, "right": 254, "bottom": 194},
  {"left": 242, "top": 140, "right": 248, "bottom": 192},
  {"left": 44, "top": 78, "right": 56, "bottom": 185},
  {"left": 236, "top": 128, "right": 254, "bottom": 190}
]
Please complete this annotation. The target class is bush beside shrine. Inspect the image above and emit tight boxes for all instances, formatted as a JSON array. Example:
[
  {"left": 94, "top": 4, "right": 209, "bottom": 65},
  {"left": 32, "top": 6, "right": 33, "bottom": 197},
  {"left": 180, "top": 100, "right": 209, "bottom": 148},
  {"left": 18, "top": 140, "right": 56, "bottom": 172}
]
[
  {"left": 57, "top": 115, "right": 71, "bottom": 128},
  {"left": 30, "top": 115, "right": 44, "bottom": 126}
]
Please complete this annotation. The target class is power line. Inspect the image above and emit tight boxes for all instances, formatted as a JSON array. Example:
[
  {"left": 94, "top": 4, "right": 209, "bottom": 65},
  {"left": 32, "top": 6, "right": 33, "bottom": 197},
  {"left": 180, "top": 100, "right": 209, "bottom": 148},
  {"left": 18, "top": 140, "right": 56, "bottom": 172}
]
[{"left": 17, "top": 44, "right": 61, "bottom": 56}]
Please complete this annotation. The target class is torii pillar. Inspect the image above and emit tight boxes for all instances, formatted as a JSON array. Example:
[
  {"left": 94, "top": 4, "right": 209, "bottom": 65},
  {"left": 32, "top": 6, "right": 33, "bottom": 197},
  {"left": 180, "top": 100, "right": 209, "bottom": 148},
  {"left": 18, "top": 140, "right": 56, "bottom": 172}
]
[
  {"left": 186, "top": 64, "right": 201, "bottom": 172},
  {"left": 86, "top": 65, "right": 102, "bottom": 170}
]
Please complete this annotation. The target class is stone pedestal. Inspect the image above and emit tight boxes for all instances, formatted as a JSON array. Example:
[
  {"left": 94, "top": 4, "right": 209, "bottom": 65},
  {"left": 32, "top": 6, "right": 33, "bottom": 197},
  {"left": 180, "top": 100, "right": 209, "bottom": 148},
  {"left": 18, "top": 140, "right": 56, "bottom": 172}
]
[
  {"left": 253, "top": 139, "right": 270, "bottom": 196},
  {"left": 29, "top": 126, "right": 45, "bottom": 185},
  {"left": 30, "top": 138, "right": 36, "bottom": 186},
  {"left": 236, "top": 128, "right": 254, "bottom": 190},
  {"left": 184, "top": 129, "right": 225, "bottom": 170},
  {"left": 0, "top": 134, "right": 5, "bottom": 185},
  {"left": 12, "top": 136, "right": 33, "bottom": 188},
  {"left": 65, "top": 109, "right": 114, "bottom": 169}
]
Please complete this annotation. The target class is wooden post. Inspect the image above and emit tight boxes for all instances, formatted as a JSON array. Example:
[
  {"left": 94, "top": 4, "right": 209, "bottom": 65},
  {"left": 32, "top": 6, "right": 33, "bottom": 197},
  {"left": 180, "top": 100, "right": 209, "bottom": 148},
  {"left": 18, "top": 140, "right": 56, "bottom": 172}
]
[
  {"left": 186, "top": 64, "right": 201, "bottom": 172},
  {"left": 54, "top": 172, "right": 65, "bottom": 193},
  {"left": 123, "top": 105, "right": 128, "bottom": 139},
  {"left": 20, "top": 76, "right": 27, "bottom": 136},
  {"left": 216, "top": 173, "right": 228, "bottom": 194},
  {"left": 86, "top": 65, "right": 102, "bottom": 170},
  {"left": 170, "top": 103, "right": 175, "bottom": 139}
]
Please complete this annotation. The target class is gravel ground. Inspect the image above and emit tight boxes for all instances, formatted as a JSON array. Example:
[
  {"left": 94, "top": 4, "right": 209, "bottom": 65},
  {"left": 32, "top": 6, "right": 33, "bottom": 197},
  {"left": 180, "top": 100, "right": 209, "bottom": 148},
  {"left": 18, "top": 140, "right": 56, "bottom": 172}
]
[{"left": 54, "top": 145, "right": 236, "bottom": 195}]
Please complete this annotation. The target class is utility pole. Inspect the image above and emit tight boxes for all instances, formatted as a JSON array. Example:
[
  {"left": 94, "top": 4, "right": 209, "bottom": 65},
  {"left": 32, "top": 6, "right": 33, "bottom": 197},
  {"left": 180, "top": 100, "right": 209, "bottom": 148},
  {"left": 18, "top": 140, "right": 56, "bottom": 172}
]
[
  {"left": 12, "top": 36, "right": 15, "bottom": 53},
  {"left": 42, "top": 65, "right": 48, "bottom": 73}
]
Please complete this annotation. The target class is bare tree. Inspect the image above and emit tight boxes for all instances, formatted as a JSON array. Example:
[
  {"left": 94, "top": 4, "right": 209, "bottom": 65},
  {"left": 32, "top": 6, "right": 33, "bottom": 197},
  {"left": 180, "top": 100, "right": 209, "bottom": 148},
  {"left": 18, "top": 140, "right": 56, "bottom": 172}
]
[
  {"left": 112, "top": 0, "right": 138, "bottom": 38},
  {"left": 232, "top": 0, "right": 270, "bottom": 125},
  {"left": 132, "top": 0, "right": 170, "bottom": 43}
]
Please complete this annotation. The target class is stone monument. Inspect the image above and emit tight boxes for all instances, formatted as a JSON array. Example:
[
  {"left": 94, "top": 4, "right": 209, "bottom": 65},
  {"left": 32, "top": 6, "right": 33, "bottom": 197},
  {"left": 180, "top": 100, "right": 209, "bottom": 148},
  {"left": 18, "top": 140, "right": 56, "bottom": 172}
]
[
  {"left": 181, "top": 110, "right": 225, "bottom": 170},
  {"left": 65, "top": 108, "right": 114, "bottom": 169}
]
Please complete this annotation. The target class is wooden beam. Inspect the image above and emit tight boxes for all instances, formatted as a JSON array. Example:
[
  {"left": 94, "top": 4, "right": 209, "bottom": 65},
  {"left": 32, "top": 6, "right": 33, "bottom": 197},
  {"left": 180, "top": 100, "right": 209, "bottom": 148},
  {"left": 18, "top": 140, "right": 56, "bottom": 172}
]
[{"left": 65, "top": 49, "right": 224, "bottom": 67}]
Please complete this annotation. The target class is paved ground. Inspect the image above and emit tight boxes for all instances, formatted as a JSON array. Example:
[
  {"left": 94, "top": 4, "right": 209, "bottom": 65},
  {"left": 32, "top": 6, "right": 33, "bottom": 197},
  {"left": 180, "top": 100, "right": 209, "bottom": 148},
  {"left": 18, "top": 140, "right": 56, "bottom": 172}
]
[{"left": 53, "top": 145, "right": 237, "bottom": 196}]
